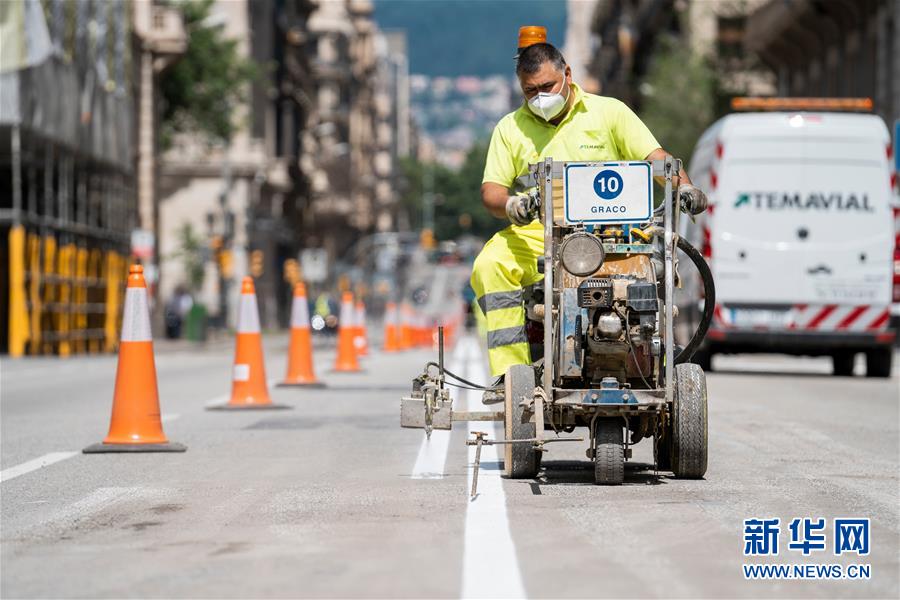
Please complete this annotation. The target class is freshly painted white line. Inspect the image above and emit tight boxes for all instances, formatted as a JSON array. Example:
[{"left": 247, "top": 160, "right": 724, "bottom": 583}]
[
  {"left": 0, "top": 452, "right": 79, "bottom": 484},
  {"left": 461, "top": 342, "right": 526, "bottom": 599},
  {"left": 161, "top": 413, "right": 180, "bottom": 423},
  {"left": 410, "top": 338, "right": 470, "bottom": 479}
]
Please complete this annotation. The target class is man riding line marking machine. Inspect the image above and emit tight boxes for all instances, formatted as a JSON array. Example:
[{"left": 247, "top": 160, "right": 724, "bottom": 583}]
[
  {"left": 474, "top": 29, "right": 706, "bottom": 400},
  {"left": 401, "top": 27, "right": 713, "bottom": 487}
]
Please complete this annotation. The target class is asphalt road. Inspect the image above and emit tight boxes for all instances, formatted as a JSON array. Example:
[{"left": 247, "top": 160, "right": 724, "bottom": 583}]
[{"left": 1, "top": 332, "right": 898, "bottom": 598}]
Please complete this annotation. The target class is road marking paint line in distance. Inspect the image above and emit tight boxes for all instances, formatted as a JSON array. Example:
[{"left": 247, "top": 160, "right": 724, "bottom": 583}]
[
  {"left": 0, "top": 452, "right": 79, "bottom": 484},
  {"left": 410, "top": 337, "right": 471, "bottom": 479},
  {"left": 461, "top": 342, "right": 526, "bottom": 599}
]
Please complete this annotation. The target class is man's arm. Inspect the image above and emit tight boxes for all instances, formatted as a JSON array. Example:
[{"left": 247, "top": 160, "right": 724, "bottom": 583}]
[
  {"left": 481, "top": 182, "right": 511, "bottom": 219},
  {"left": 645, "top": 148, "right": 692, "bottom": 187}
]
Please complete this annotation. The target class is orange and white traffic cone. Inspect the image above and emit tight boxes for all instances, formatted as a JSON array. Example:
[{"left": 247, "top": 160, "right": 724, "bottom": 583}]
[
  {"left": 209, "top": 277, "right": 289, "bottom": 410},
  {"left": 382, "top": 301, "right": 400, "bottom": 352},
  {"left": 333, "top": 291, "right": 361, "bottom": 372},
  {"left": 399, "top": 302, "right": 414, "bottom": 350},
  {"left": 278, "top": 282, "right": 324, "bottom": 388},
  {"left": 354, "top": 299, "right": 369, "bottom": 356},
  {"left": 83, "top": 265, "right": 186, "bottom": 453}
]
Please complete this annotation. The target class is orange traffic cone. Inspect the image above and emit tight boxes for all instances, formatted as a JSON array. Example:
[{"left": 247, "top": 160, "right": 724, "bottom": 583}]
[
  {"left": 333, "top": 291, "right": 361, "bottom": 372},
  {"left": 399, "top": 301, "right": 414, "bottom": 350},
  {"left": 354, "top": 299, "right": 369, "bottom": 356},
  {"left": 278, "top": 282, "right": 324, "bottom": 388},
  {"left": 209, "top": 277, "right": 289, "bottom": 410},
  {"left": 83, "top": 265, "right": 186, "bottom": 453},
  {"left": 383, "top": 301, "right": 400, "bottom": 352}
]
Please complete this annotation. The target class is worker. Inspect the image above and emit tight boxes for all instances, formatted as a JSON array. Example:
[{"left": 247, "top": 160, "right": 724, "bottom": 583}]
[{"left": 473, "top": 29, "right": 706, "bottom": 400}]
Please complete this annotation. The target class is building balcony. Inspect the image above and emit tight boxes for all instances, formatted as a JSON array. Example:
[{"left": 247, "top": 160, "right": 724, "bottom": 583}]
[{"left": 144, "top": 5, "right": 187, "bottom": 58}]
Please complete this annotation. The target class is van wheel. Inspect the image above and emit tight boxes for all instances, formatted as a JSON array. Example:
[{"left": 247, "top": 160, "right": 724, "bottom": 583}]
[
  {"left": 832, "top": 352, "right": 855, "bottom": 376},
  {"left": 865, "top": 349, "right": 892, "bottom": 378}
]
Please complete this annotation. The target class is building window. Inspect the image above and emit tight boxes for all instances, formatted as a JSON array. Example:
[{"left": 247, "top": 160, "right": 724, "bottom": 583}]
[{"left": 717, "top": 16, "right": 746, "bottom": 60}]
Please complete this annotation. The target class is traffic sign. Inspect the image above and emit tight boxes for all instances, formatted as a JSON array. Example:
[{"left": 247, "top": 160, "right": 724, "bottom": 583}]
[{"left": 301, "top": 248, "right": 329, "bottom": 283}]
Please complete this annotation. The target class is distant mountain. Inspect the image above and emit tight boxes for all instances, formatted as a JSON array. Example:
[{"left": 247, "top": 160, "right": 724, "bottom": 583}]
[{"left": 373, "top": 0, "right": 568, "bottom": 77}]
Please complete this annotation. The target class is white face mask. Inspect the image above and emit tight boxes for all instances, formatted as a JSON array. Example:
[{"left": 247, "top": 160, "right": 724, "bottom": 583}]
[{"left": 527, "top": 79, "right": 570, "bottom": 121}]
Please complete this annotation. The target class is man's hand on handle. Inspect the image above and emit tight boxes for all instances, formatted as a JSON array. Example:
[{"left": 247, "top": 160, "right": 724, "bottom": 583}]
[
  {"left": 677, "top": 184, "right": 708, "bottom": 215},
  {"left": 505, "top": 191, "right": 541, "bottom": 226}
]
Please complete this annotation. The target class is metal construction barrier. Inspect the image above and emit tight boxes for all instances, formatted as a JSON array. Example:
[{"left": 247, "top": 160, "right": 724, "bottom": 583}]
[{"left": 6, "top": 228, "right": 128, "bottom": 357}]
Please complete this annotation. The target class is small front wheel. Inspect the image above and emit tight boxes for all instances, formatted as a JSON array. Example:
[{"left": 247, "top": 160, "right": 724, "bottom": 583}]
[{"left": 593, "top": 418, "right": 624, "bottom": 485}]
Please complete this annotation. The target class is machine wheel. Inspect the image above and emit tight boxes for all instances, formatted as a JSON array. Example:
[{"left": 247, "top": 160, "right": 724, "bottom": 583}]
[
  {"left": 832, "top": 352, "right": 855, "bottom": 376},
  {"left": 593, "top": 418, "right": 624, "bottom": 485},
  {"left": 671, "top": 363, "right": 708, "bottom": 479},
  {"left": 865, "top": 348, "right": 893, "bottom": 378},
  {"left": 503, "top": 364, "right": 540, "bottom": 479}
]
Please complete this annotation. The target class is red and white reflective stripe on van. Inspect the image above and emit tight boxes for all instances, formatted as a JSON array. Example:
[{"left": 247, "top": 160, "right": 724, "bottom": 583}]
[{"left": 713, "top": 303, "right": 890, "bottom": 331}]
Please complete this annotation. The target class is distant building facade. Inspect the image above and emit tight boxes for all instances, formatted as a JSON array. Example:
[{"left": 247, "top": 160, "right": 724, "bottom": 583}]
[{"left": 745, "top": 0, "right": 899, "bottom": 127}]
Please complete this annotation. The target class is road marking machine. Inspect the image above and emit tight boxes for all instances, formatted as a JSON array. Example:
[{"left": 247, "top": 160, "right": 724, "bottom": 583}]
[{"left": 402, "top": 157, "right": 716, "bottom": 489}]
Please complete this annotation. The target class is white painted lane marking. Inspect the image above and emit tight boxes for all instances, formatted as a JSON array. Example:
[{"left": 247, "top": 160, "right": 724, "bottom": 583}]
[
  {"left": 461, "top": 342, "right": 526, "bottom": 599},
  {"left": 411, "top": 337, "right": 470, "bottom": 479},
  {"left": 0, "top": 452, "right": 79, "bottom": 484}
]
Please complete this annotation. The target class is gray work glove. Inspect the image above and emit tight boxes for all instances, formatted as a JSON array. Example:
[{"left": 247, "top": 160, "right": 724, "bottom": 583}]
[
  {"left": 678, "top": 184, "right": 708, "bottom": 215},
  {"left": 505, "top": 192, "right": 539, "bottom": 226}
]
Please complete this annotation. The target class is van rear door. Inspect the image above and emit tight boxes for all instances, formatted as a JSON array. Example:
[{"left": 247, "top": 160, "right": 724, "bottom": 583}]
[{"left": 713, "top": 137, "right": 893, "bottom": 315}]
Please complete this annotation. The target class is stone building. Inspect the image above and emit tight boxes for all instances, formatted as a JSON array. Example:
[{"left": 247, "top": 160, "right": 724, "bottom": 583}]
[{"left": 745, "top": 0, "right": 899, "bottom": 127}]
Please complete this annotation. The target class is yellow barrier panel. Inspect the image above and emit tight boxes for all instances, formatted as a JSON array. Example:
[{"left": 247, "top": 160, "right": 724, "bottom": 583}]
[
  {"left": 74, "top": 246, "right": 88, "bottom": 354},
  {"left": 7, "top": 225, "right": 28, "bottom": 357},
  {"left": 42, "top": 235, "right": 56, "bottom": 355},
  {"left": 57, "top": 243, "right": 73, "bottom": 357},
  {"left": 88, "top": 248, "right": 101, "bottom": 353},
  {"left": 27, "top": 232, "right": 42, "bottom": 354},
  {"left": 104, "top": 251, "right": 121, "bottom": 353}
]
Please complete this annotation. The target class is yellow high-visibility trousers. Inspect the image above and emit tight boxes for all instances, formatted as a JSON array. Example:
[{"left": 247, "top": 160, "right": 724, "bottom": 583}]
[{"left": 470, "top": 220, "right": 544, "bottom": 377}]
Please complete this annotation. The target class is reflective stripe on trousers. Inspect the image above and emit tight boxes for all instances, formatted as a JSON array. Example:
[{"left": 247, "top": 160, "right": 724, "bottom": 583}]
[{"left": 470, "top": 221, "right": 544, "bottom": 377}]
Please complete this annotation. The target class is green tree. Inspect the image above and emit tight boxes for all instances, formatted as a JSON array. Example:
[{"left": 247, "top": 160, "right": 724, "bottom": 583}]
[
  {"left": 638, "top": 35, "right": 716, "bottom": 166},
  {"left": 170, "top": 223, "right": 206, "bottom": 294},
  {"left": 159, "top": 0, "right": 258, "bottom": 148},
  {"left": 397, "top": 142, "right": 505, "bottom": 241}
]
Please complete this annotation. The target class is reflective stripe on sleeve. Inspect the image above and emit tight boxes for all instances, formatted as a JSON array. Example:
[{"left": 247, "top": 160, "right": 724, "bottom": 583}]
[{"left": 477, "top": 290, "right": 524, "bottom": 314}]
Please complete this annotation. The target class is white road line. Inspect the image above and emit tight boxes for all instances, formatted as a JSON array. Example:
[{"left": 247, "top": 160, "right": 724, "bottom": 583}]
[
  {"left": 410, "top": 338, "right": 470, "bottom": 479},
  {"left": 461, "top": 342, "right": 526, "bottom": 599},
  {"left": 0, "top": 452, "right": 79, "bottom": 484}
]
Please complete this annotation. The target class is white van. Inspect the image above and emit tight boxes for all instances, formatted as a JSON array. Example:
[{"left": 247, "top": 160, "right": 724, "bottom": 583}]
[{"left": 682, "top": 102, "right": 897, "bottom": 377}]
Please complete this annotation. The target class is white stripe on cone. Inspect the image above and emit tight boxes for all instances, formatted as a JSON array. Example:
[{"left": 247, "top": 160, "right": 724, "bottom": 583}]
[
  {"left": 237, "top": 293, "right": 261, "bottom": 334},
  {"left": 290, "top": 296, "right": 311, "bottom": 329},
  {"left": 385, "top": 305, "right": 397, "bottom": 326},
  {"left": 120, "top": 287, "right": 153, "bottom": 342},
  {"left": 339, "top": 298, "right": 354, "bottom": 324}
]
